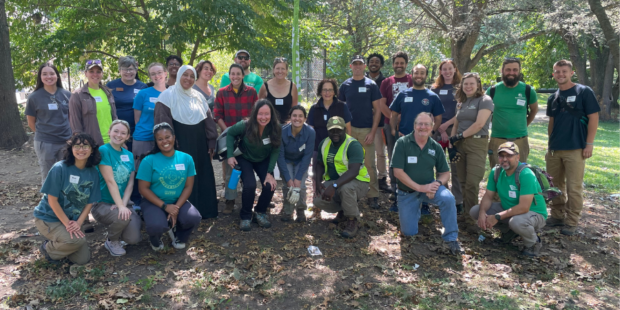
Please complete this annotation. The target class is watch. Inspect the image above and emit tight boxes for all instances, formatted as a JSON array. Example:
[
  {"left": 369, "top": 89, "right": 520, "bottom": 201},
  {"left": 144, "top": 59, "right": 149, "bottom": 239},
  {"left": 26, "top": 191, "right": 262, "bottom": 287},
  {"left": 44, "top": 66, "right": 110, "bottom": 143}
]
[
  {"left": 333, "top": 183, "right": 338, "bottom": 188},
  {"left": 435, "top": 179, "right": 443, "bottom": 186},
  {"left": 494, "top": 213, "right": 502, "bottom": 221}
]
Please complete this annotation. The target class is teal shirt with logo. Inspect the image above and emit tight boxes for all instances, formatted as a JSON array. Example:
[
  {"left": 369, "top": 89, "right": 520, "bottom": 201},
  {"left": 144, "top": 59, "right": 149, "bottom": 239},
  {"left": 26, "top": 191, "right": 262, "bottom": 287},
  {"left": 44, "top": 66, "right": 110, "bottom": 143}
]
[
  {"left": 97, "top": 143, "right": 135, "bottom": 204},
  {"left": 136, "top": 151, "right": 196, "bottom": 204}
]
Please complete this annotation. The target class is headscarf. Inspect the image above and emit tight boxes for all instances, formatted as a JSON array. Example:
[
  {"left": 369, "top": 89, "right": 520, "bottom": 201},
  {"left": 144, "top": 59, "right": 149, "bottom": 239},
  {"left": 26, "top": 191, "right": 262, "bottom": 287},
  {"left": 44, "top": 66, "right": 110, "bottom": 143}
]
[{"left": 157, "top": 65, "right": 209, "bottom": 125}]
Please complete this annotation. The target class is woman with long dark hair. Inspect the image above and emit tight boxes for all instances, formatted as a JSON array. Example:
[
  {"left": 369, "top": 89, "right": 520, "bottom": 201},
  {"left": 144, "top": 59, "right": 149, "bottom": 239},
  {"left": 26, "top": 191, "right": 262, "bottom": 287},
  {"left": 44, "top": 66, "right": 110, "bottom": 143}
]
[
  {"left": 34, "top": 133, "right": 101, "bottom": 265},
  {"left": 226, "top": 100, "right": 282, "bottom": 231},
  {"left": 137, "top": 123, "right": 202, "bottom": 251},
  {"left": 26, "top": 63, "right": 73, "bottom": 184}
]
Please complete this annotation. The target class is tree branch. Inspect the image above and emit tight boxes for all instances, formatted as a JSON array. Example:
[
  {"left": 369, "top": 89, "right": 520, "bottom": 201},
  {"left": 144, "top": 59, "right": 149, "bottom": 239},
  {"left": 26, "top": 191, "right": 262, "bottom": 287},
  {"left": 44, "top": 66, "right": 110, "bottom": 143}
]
[
  {"left": 84, "top": 50, "right": 119, "bottom": 60},
  {"left": 480, "top": 30, "right": 548, "bottom": 57},
  {"left": 486, "top": 8, "right": 538, "bottom": 16},
  {"left": 408, "top": 0, "right": 448, "bottom": 32}
]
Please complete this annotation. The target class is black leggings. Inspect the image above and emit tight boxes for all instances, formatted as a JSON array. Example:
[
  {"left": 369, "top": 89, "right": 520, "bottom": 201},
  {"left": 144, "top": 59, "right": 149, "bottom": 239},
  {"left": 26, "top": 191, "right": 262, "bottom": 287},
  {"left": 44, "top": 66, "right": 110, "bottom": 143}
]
[
  {"left": 142, "top": 200, "right": 201, "bottom": 244},
  {"left": 237, "top": 156, "right": 276, "bottom": 220}
]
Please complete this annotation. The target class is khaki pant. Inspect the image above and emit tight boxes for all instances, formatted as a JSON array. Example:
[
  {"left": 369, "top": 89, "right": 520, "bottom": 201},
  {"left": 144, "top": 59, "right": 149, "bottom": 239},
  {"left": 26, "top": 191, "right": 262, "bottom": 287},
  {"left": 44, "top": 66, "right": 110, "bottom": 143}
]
[
  {"left": 546, "top": 149, "right": 585, "bottom": 226},
  {"left": 469, "top": 202, "right": 545, "bottom": 247},
  {"left": 35, "top": 218, "right": 90, "bottom": 265},
  {"left": 313, "top": 179, "right": 369, "bottom": 219},
  {"left": 455, "top": 137, "right": 488, "bottom": 214},
  {"left": 91, "top": 202, "right": 142, "bottom": 243},
  {"left": 350, "top": 127, "right": 378, "bottom": 198},
  {"left": 374, "top": 129, "right": 387, "bottom": 179},
  {"left": 488, "top": 136, "right": 530, "bottom": 168}
]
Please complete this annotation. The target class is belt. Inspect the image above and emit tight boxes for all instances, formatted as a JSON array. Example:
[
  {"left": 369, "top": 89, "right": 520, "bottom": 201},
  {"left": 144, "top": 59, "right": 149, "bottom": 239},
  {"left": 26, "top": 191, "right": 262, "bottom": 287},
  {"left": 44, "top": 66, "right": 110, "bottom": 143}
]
[
  {"left": 494, "top": 135, "right": 527, "bottom": 141},
  {"left": 468, "top": 135, "right": 488, "bottom": 139},
  {"left": 398, "top": 187, "right": 416, "bottom": 194}
]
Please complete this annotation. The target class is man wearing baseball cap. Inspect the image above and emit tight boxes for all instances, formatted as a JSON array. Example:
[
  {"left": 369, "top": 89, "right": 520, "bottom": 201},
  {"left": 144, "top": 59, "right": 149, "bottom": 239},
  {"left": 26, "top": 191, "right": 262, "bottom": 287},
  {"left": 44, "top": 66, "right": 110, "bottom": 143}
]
[
  {"left": 313, "top": 117, "right": 370, "bottom": 238},
  {"left": 338, "top": 55, "right": 383, "bottom": 209},
  {"left": 220, "top": 50, "right": 264, "bottom": 91},
  {"left": 469, "top": 142, "right": 547, "bottom": 256}
]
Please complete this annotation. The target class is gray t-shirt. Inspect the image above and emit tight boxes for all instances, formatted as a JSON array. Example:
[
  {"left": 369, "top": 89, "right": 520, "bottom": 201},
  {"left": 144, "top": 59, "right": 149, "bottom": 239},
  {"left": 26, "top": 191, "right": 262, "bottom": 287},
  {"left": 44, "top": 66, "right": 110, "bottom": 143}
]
[
  {"left": 456, "top": 95, "right": 494, "bottom": 136},
  {"left": 25, "top": 88, "right": 73, "bottom": 143},
  {"left": 192, "top": 84, "right": 215, "bottom": 110}
]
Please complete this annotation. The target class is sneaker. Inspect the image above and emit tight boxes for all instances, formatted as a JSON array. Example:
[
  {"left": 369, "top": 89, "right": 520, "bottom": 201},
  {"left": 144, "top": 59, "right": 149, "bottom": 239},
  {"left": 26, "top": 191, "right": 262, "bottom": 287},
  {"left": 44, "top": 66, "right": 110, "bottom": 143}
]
[
  {"left": 522, "top": 236, "right": 542, "bottom": 257},
  {"left": 280, "top": 213, "right": 293, "bottom": 222},
  {"left": 546, "top": 217, "right": 565, "bottom": 227},
  {"left": 223, "top": 200, "right": 235, "bottom": 215},
  {"left": 341, "top": 217, "right": 359, "bottom": 238},
  {"left": 104, "top": 239, "right": 126, "bottom": 256},
  {"left": 240, "top": 219, "right": 252, "bottom": 231},
  {"left": 499, "top": 230, "right": 518, "bottom": 244},
  {"left": 561, "top": 225, "right": 578, "bottom": 236},
  {"left": 446, "top": 241, "right": 464, "bottom": 255},
  {"left": 254, "top": 212, "right": 272, "bottom": 228},
  {"left": 295, "top": 209, "right": 307, "bottom": 223},
  {"left": 389, "top": 202, "right": 399, "bottom": 212},
  {"left": 367, "top": 197, "right": 380, "bottom": 209},
  {"left": 331, "top": 210, "right": 345, "bottom": 224},
  {"left": 455, "top": 204, "right": 463, "bottom": 215},
  {"left": 421, "top": 203, "right": 431, "bottom": 215},
  {"left": 378, "top": 178, "right": 392, "bottom": 193},
  {"left": 150, "top": 237, "right": 164, "bottom": 251},
  {"left": 40, "top": 241, "right": 62, "bottom": 265},
  {"left": 167, "top": 229, "right": 185, "bottom": 249}
]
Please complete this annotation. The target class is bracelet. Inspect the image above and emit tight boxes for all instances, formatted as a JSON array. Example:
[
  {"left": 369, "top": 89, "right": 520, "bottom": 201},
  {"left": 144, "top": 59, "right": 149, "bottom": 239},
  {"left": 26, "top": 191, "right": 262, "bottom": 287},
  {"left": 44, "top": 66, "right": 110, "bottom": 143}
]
[{"left": 161, "top": 202, "right": 167, "bottom": 210}]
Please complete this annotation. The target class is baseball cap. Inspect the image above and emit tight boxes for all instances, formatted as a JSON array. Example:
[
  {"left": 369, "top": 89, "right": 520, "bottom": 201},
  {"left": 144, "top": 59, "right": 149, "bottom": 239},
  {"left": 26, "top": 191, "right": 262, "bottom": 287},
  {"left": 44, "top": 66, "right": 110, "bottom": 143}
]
[
  {"left": 350, "top": 55, "right": 365, "bottom": 65},
  {"left": 326, "top": 116, "right": 346, "bottom": 131},
  {"left": 498, "top": 142, "right": 519, "bottom": 154},
  {"left": 85, "top": 59, "right": 103, "bottom": 70},
  {"left": 235, "top": 50, "right": 250, "bottom": 58}
]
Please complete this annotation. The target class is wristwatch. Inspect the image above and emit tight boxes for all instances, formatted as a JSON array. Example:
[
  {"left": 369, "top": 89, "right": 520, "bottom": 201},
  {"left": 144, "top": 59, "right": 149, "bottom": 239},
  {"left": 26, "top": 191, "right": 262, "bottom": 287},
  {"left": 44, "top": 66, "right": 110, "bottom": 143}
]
[
  {"left": 435, "top": 180, "right": 443, "bottom": 186},
  {"left": 494, "top": 213, "right": 502, "bottom": 221},
  {"left": 333, "top": 183, "right": 338, "bottom": 188}
]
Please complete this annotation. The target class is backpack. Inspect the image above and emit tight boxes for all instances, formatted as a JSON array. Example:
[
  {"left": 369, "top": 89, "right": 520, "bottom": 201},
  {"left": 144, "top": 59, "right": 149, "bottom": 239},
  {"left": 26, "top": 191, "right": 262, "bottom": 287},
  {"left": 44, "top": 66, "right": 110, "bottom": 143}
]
[
  {"left": 493, "top": 163, "right": 562, "bottom": 204},
  {"left": 489, "top": 84, "right": 532, "bottom": 116}
]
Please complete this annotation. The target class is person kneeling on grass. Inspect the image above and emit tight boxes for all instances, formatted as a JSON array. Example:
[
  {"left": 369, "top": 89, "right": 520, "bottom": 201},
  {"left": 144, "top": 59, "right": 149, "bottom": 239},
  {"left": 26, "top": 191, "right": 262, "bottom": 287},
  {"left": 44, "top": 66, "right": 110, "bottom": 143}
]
[
  {"left": 137, "top": 123, "right": 202, "bottom": 251},
  {"left": 469, "top": 142, "right": 547, "bottom": 257},
  {"left": 35, "top": 133, "right": 102, "bottom": 265},
  {"left": 313, "top": 116, "right": 370, "bottom": 238},
  {"left": 391, "top": 113, "right": 463, "bottom": 255},
  {"left": 92, "top": 120, "right": 142, "bottom": 257}
]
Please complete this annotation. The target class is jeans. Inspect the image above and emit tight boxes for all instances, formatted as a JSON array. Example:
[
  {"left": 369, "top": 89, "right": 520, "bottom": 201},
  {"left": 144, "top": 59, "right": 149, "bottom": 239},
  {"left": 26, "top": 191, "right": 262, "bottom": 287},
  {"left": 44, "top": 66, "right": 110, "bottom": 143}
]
[
  {"left": 238, "top": 156, "right": 275, "bottom": 220},
  {"left": 397, "top": 186, "right": 458, "bottom": 241}
]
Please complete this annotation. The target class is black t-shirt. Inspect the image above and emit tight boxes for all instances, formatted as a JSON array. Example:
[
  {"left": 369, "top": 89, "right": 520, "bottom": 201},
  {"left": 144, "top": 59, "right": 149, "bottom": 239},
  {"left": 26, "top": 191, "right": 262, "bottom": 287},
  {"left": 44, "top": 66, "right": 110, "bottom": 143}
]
[{"left": 546, "top": 84, "right": 600, "bottom": 150}]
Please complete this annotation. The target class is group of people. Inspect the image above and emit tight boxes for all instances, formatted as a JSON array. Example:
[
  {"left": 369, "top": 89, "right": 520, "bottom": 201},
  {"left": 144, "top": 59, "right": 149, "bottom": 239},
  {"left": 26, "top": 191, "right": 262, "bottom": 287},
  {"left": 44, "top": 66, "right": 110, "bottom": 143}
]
[{"left": 25, "top": 48, "right": 599, "bottom": 266}]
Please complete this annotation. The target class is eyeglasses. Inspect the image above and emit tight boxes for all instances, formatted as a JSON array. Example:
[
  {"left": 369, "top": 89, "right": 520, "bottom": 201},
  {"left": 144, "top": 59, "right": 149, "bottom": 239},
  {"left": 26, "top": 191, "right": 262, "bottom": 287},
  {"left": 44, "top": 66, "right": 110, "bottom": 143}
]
[
  {"left": 415, "top": 122, "right": 433, "bottom": 127},
  {"left": 72, "top": 144, "right": 92, "bottom": 151},
  {"left": 86, "top": 59, "right": 101, "bottom": 65},
  {"left": 237, "top": 56, "right": 250, "bottom": 60},
  {"left": 498, "top": 154, "right": 515, "bottom": 160},
  {"left": 121, "top": 67, "right": 136, "bottom": 73},
  {"left": 168, "top": 62, "right": 181, "bottom": 67}
]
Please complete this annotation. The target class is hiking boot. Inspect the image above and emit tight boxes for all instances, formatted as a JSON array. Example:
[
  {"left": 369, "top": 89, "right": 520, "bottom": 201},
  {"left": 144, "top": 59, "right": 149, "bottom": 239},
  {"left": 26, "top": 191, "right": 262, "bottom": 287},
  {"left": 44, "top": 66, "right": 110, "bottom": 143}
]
[
  {"left": 378, "top": 178, "right": 392, "bottom": 193},
  {"left": 561, "top": 225, "right": 578, "bottom": 236},
  {"left": 240, "top": 219, "right": 252, "bottom": 231},
  {"left": 389, "top": 201, "right": 399, "bottom": 212},
  {"left": 546, "top": 217, "right": 565, "bottom": 227},
  {"left": 295, "top": 209, "right": 307, "bottom": 222},
  {"left": 40, "top": 241, "right": 62, "bottom": 265},
  {"left": 168, "top": 229, "right": 185, "bottom": 249},
  {"left": 331, "top": 210, "right": 346, "bottom": 224},
  {"left": 367, "top": 197, "right": 380, "bottom": 209},
  {"left": 522, "top": 237, "right": 542, "bottom": 257},
  {"left": 421, "top": 203, "right": 431, "bottom": 216},
  {"left": 280, "top": 213, "right": 294, "bottom": 222},
  {"left": 223, "top": 200, "right": 235, "bottom": 215},
  {"left": 499, "top": 230, "right": 519, "bottom": 244},
  {"left": 341, "top": 217, "right": 359, "bottom": 238},
  {"left": 254, "top": 212, "right": 272, "bottom": 228},
  {"left": 104, "top": 239, "right": 126, "bottom": 256},
  {"left": 455, "top": 203, "right": 464, "bottom": 215},
  {"left": 447, "top": 241, "right": 464, "bottom": 255},
  {"left": 150, "top": 237, "right": 164, "bottom": 252}
]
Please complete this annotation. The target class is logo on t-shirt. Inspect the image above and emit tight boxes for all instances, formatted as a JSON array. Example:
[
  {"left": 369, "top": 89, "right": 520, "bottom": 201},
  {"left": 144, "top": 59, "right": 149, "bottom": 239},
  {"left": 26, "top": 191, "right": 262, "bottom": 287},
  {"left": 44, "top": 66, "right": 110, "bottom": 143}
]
[
  {"left": 159, "top": 166, "right": 186, "bottom": 190},
  {"left": 422, "top": 98, "right": 430, "bottom": 106}
]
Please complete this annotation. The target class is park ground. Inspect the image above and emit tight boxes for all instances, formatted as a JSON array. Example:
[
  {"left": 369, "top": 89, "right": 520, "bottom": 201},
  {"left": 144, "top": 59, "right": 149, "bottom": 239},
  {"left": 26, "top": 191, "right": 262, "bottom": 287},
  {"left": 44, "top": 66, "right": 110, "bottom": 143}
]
[{"left": 0, "top": 102, "right": 619, "bottom": 309}]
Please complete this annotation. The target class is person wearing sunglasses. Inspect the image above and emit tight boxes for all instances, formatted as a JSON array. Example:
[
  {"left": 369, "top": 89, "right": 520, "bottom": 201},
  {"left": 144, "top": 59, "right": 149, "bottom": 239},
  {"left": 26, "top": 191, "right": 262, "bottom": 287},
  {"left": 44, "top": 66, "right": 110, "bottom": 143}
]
[
  {"left": 69, "top": 59, "right": 118, "bottom": 147},
  {"left": 26, "top": 63, "right": 73, "bottom": 184},
  {"left": 219, "top": 50, "right": 264, "bottom": 92},
  {"left": 106, "top": 56, "right": 147, "bottom": 152},
  {"left": 258, "top": 57, "right": 298, "bottom": 124}
]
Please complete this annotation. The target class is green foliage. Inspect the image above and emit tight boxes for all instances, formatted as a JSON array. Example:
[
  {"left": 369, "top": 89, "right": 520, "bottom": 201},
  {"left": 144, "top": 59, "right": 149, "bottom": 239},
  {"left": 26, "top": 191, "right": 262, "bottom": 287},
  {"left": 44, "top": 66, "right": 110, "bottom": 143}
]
[
  {"left": 46, "top": 277, "right": 89, "bottom": 300},
  {"left": 137, "top": 276, "right": 156, "bottom": 291}
]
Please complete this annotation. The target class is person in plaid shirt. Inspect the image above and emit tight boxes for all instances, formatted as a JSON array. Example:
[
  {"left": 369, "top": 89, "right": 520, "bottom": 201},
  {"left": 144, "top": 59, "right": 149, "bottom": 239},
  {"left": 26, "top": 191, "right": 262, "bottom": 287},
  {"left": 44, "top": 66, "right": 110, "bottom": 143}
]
[{"left": 214, "top": 63, "right": 259, "bottom": 214}]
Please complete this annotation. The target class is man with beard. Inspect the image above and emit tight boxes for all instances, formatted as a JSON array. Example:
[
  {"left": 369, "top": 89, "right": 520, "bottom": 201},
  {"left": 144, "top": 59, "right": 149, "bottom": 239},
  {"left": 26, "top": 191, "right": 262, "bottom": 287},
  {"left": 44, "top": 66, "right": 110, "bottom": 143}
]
[
  {"left": 469, "top": 142, "right": 547, "bottom": 257},
  {"left": 338, "top": 55, "right": 383, "bottom": 209},
  {"left": 379, "top": 51, "right": 412, "bottom": 209},
  {"left": 220, "top": 50, "right": 264, "bottom": 92},
  {"left": 486, "top": 58, "right": 538, "bottom": 169},
  {"left": 365, "top": 53, "right": 390, "bottom": 194},
  {"left": 545, "top": 60, "right": 600, "bottom": 236}
]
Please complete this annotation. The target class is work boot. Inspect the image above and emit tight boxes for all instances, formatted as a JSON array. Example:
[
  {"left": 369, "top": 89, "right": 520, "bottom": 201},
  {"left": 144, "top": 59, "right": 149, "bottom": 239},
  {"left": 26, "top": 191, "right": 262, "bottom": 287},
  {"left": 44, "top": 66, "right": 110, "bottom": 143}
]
[
  {"left": 254, "top": 212, "right": 272, "bottom": 228},
  {"left": 546, "top": 217, "right": 565, "bottom": 227},
  {"left": 446, "top": 241, "right": 464, "bottom": 255},
  {"left": 522, "top": 236, "right": 542, "bottom": 257},
  {"left": 341, "top": 217, "right": 359, "bottom": 238},
  {"left": 223, "top": 200, "right": 235, "bottom": 215},
  {"left": 295, "top": 209, "right": 306, "bottom": 222},
  {"left": 331, "top": 210, "right": 345, "bottom": 224},
  {"left": 280, "top": 213, "right": 294, "bottom": 222},
  {"left": 455, "top": 203, "right": 464, "bottom": 215},
  {"left": 378, "top": 178, "right": 392, "bottom": 193},
  {"left": 367, "top": 197, "right": 380, "bottom": 209},
  {"left": 561, "top": 225, "right": 578, "bottom": 236},
  {"left": 499, "top": 229, "right": 519, "bottom": 244}
]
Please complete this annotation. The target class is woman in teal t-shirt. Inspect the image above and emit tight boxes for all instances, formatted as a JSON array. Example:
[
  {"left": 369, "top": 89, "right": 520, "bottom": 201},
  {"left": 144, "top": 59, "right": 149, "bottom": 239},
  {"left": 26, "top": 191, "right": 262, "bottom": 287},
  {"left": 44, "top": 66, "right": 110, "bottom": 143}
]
[
  {"left": 91, "top": 120, "right": 142, "bottom": 257},
  {"left": 137, "top": 123, "right": 201, "bottom": 251}
]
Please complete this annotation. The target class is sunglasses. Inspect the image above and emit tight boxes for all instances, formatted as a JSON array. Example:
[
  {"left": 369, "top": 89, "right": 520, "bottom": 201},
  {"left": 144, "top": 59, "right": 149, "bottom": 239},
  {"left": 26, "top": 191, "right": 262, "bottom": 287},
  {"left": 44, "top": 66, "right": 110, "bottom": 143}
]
[
  {"left": 86, "top": 59, "right": 102, "bottom": 65},
  {"left": 237, "top": 56, "right": 250, "bottom": 60},
  {"left": 464, "top": 72, "right": 480, "bottom": 76},
  {"left": 504, "top": 57, "right": 521, "bottom": 62},
  {"left": 442, "top": 58, "right": 454, "bottom": 61},
  {"left": 275, "top": 57, "right": 287, "bottom": 62}
]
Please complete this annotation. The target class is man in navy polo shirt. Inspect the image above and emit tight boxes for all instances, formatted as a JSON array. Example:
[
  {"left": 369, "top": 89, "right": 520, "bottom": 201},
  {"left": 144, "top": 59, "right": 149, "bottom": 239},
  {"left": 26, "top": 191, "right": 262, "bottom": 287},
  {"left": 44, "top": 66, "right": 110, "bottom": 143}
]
[{"left": 338, "top": 55, "right": 383, "bottom": 209}]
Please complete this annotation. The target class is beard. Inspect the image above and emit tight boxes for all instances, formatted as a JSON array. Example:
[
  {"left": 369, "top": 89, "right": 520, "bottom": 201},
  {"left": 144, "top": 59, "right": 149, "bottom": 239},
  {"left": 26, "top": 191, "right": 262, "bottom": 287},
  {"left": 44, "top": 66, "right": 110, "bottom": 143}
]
[
  {"left": 412, "top": 78, "right": 425, "bottom": 87},
  {"left": 502, "top": 74, "right": 519, "bottom": 87}
]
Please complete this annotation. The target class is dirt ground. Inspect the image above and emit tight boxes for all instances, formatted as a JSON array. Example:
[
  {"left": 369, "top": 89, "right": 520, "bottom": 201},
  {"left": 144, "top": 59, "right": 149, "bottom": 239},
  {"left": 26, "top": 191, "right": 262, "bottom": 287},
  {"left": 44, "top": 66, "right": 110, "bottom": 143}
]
[{"left": 0, "top": 132, "right": 618, "bottom": 310}]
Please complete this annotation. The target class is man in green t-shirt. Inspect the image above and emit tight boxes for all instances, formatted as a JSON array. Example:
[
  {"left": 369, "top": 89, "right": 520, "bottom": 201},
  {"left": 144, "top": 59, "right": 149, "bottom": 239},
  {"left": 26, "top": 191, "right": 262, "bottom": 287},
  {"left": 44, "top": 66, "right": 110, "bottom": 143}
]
[
  {"left": 313, "top": 117, "right": 369, "bottom": 238},
  {"left": 469, "top": 142, "right": 547, "bottom": 257},
  {"left": 219, "top": 50, "right": 264, "bottom": 92},
  {"left": 486, "top": 58, "right": 538, "bottom": 169}
]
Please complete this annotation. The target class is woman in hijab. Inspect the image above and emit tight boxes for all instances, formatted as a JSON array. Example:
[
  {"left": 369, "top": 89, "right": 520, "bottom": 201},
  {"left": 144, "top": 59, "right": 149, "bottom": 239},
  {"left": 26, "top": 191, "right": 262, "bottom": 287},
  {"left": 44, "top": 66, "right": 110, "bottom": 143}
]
[{"left": 154, "top": 65, "right": 219, "bottom": 219}]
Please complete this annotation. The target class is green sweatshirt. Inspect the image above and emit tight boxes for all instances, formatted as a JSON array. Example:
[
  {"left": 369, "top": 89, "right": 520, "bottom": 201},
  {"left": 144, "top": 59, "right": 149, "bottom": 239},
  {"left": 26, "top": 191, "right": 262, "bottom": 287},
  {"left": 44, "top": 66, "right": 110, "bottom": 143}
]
[{"left": 226, "top": 120, "right": 280, "bottom": 173}]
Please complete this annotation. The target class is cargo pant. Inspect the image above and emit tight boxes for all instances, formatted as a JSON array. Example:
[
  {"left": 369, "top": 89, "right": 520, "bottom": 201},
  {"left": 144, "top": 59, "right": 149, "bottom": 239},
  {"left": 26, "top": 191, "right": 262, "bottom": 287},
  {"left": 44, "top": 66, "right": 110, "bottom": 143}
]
[
  {"left": 546, "top": 149, "right": 586, "bottom": 226},
  {"left": 281, "top": 162, "right": 308, "bottom": 215},
  {"left": 91, "top": 202, "right": 142, "bottom": 244},
  {"left": 35, "top": 218, "right": 90, "bottom": 265},
  {"left": 488, "top": 136, "right": 529, "bottom": 169},
  {"left": 469, "top": 202, "right": 545, "bottom": 247},
  {"left": 374, "top": 129, "right": 388, "bottom": 179},
  {"left": 350, "top": 127, "right": 378, "bottom": 198},
  {"left": 313, "top": 179, "right": 369, "bottom": 219},
  {"left": 455, "top": 136, "right": 488, "bottom": 214},
  {"left": 34, "top": 141, "right": 66, "bottom": 185}
]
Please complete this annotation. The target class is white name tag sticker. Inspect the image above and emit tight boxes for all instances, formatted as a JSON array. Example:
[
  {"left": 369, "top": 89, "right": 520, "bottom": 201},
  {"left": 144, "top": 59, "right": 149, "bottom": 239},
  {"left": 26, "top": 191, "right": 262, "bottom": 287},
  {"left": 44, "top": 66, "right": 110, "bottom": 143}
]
[
  {"left": 149, "top": 97, "right": 158, "bottom": 103},
  {"left": 567, "top": 96, "right": 576, "bottom": 102},
  {"left": 439, "top": 89, "right": 448, "bottom": 95},
  {"left": 428, "top": 149, "right": 435, "bottom": 156},
  {"left": 398, "top": 84, "right": 408, "bottom": 92},
  {"left": 69, "top": 175, "right": 80, "bottom": 184},
  {"left": 509, "top": 190, "right": 517, "bottom": 198},
  {"left": 120, "top": 155, "right": 130, "bottom": 162},
  {"left": 516, "top": 99, "right": 526, "bottom": 106},
  {"left": 94, "top": 96, "right": 103, "bottom": 103},
  {"left": 134, "top": 89, "right": 140, "bottom": 94},
  {"left": 262, "top": 138, "right": 271, "bottom": 145},
  {"left": 299, "top": 144, "right": 306, "bottom": 152},
  {"left": 404, "top": 97, "right": 413, "bottom": 102},
  {"left": 175, "top": 164, "right": 185, "bottom": 171},
  {"left": 323, "top": 115, "right": 327, "bottom": 121},
  {"left": 358, "top": 87, "right": 367, "bottom": 93},
  {"left": 407, "top": 156, "right": 418, "bottom": 164},
  {"left": 48, "top": 103, "right": 58, "bottom": 110},
  {"left": 275, "top": 99, "right": 284, "bottom": 106}
]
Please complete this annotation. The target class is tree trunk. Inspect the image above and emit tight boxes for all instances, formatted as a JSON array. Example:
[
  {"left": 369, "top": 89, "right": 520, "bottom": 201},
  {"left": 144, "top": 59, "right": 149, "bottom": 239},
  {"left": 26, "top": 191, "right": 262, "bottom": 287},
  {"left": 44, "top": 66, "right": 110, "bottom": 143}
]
[
  {"left": 450, "top": 1, "right": 484, "bottom": 73},
  {"left": 0, "top": 0, "right": 28, "bottom": 148},
  {"left": 600, "top": 53, "right": 614, "bottom": 120},
  {"left": 561, "top": 30, "right": 589, "bottom": 85},
  {"left": 588, "top": 0, "right": 619, "bottom": 75}
]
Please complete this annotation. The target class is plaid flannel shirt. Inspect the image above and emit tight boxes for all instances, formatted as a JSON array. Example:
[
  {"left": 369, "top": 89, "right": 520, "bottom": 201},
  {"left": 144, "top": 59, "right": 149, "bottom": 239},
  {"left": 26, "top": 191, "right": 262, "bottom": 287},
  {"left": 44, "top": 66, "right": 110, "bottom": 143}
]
[{"left": 214, "top": 84, "right": 258, "bottom": 127}]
